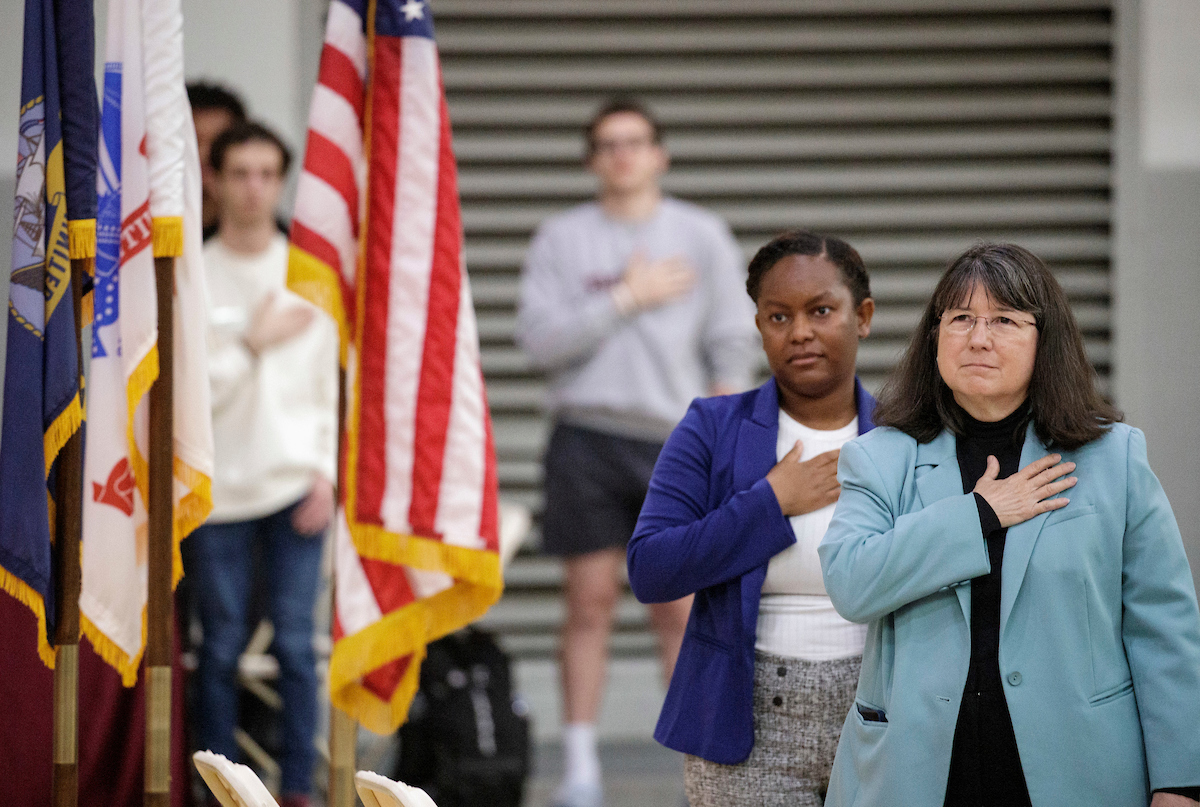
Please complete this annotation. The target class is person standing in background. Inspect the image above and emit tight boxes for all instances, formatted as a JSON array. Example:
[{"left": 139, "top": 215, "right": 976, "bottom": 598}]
[
  {"left": 516, "top": 98, "right": 760, "bottom": 807},
  {"left": 186, "top": 81, "right": 246, "bottom": 239},
  {"left": 186, "top": 121, "right": 338, "bottom": 807}
]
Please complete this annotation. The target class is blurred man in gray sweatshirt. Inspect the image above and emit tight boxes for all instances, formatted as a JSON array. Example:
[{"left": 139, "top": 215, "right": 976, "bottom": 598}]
[{"left": 516, "top": 98, "right": 759, "bottom": 807}]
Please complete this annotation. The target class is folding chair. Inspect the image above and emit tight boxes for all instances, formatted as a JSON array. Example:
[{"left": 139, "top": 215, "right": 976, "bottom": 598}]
[
  {"left": 354, "top": 770, "right": 440, "bottom": 807},
  {"left": 192, "top": 750, "right": 279, "bottom": 807}
]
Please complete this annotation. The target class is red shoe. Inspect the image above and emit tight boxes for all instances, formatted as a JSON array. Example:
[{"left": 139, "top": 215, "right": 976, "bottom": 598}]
[{"left": 279, "top": 796, "right": 311, "bottom": 807}]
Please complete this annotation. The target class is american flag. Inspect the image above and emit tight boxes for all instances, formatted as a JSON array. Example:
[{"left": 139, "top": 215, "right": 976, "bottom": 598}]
[{"left": 289, "top": 0, "right": 502, "bottom": 733}]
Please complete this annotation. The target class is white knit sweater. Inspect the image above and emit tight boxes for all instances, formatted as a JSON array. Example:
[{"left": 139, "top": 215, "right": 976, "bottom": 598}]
[{"left": 203, "top": 234, "right": 338, "bottom": 523}]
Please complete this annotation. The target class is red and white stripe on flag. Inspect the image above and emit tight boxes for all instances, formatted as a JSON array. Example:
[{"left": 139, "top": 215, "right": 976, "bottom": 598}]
[{"left": 289, "top": 0, "right": 501, "bottom": 733}]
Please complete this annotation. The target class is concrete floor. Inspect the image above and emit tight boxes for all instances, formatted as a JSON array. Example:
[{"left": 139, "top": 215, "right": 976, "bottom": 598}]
[
  {"left": 525, "top": 740, "right": 686, "bottom": 807},
  {"left": 513, "top": 656, "right": 666, "bottom": 743}
]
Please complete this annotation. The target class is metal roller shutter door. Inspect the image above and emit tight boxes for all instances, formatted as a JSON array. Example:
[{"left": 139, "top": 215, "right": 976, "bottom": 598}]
[{"left": 436, "top": 1, "right": 1112, "bottom": 654}]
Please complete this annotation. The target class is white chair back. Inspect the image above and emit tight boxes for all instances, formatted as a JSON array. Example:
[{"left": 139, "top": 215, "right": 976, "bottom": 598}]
[
  {"left": 354, "top": 770, "right": 439, "bottom": 807},
  {"left": 192, "top": 750, "right": 279, "bottom": 807}
]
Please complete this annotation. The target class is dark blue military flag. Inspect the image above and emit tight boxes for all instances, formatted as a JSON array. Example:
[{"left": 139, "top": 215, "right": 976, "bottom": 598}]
[
  {"left": 0, "top": 0, "right": 87, "bottom": 667},
  {"left": 55, "top": 0, "right": 99, "bottom": 260}
]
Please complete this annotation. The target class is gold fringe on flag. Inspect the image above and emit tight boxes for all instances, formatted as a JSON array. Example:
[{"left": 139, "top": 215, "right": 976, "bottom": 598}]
[
  {"left": 352, "top": 524, "right": 503, "bottom": 590},
  {"left": 68, "top": 218, "right": 97, "bottom": 259},
  {"left": 151, "top": 216, "right": 184, "bottom": 257},
  {"left": 125, "top": 346, "right": 159, "bottom": 504},
  {"left": 0, "top": 567, "right": 57, "bottom": 669},
  {"left": 81, "top": 612, "right": 144, "bottom": 687},
  {"left": 329, "top": 574, "right": 503, "bottom": 734},
  {"left": 171, "top": 457, "right": 213, "bottom": 585},
  {"left": 43, "top": 392, "right": 83, "bottom": 477},
  {"left": 288, "top": 244, "right": 350, "bottom": 364}
]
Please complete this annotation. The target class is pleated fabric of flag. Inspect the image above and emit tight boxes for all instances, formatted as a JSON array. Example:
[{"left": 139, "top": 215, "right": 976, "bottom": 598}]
[
  {"left": 80, "top": 0, "right": 214, "bottom": 685},
  {"left": 289, "top": 0, "right": 502, "bottom": 733},
  {"left": 0, "top": 0, "right": 86, "bottom": 668},
  {"left": 55, "top": 0, "right": 99, "bottom": 263}
]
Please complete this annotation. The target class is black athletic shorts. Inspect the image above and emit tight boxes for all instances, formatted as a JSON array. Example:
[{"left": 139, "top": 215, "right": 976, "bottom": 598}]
[{"left": 540, "top": 422, "right": 665, "bottom": 557}]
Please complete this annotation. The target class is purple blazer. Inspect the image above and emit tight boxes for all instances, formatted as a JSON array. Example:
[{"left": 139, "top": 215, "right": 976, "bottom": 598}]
[{"left": 627, "top": 376, "right": 875, "bottom": 764}]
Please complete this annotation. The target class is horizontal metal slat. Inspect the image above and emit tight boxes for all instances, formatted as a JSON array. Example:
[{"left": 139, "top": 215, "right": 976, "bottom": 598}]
[
  {"left": 438, "top": 19, "right": 1109, "bottom": 54},
  {"left": 498, "top": 460, "right": 541, "bottom": 487},
  {"left": 443, "top": 54, "right": 1110, "bottom": 92},
  {"left": 493, "top": 417, "right": 550, "bottom": 457},
  {"left": 434, "top": 0, "right": 1110, "bottom": 19},
  {"left": 463, "top": 197, "right": 1110, "bottom": 235},
  {"left": 454, "top": 128, "right": 1111, "bottom": 163},
  {"left": 448, "top": 91, "right": 1111, "bottom": 128},
  {"left": 498, "top": 556, "right": 563, "bottom": 589},
  {"left": 459, "top": 163, "right": 1111, "bottom": 199},
  {"left": 476, "top": 594, "right": 648, "bottom": 632},
  {"left": 868, "top": 266, "right": 1110, "bottom": 298},
  {"left": 494, "top": 631, "right": 656, "bottom": 660},
  {"left": 484, "top": 379, "right": 545, "bottom": 410}
]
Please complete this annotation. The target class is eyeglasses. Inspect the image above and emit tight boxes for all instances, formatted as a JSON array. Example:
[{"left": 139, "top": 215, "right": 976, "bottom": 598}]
[
  {"left": 591, "top": 135, "right": 656, "bottom": 156},
  {"left": 940, "top": 311, "right": 1037, "bottom": 338}
]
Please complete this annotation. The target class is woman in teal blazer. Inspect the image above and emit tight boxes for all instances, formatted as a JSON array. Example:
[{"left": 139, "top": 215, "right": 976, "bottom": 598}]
[{"left": 819, "top": 243, "right": 1200, "bottom": 807}]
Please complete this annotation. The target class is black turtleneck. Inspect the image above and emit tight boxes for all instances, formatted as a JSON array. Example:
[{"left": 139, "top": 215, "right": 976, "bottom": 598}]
[
  {"left": 944, "top": 403, "right": 1032, "bottom": 807},
  {"left": 943, "top": 405, "right": 1200, "bottom": 805}
]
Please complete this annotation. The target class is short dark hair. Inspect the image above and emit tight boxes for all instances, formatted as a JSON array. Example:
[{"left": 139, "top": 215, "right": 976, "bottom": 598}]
[
  {"left": 209, "top": 120, "right": 292, "bottom": 175},
  {"left": 186, "top": 81, "right": 247, "bottom": 121},
  {"left": 746, "top": 230, "right": 871, "bottom": 305},
  {"left": 873, "top": 242, "right": 1120, "bottom": 450},
  {"left": 584, "top": 97, "right": 663, "bottom": 159}
]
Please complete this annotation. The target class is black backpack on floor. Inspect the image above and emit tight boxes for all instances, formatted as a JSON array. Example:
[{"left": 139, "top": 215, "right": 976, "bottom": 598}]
[{"left": 395, "top": 627, "right": 532, "bottom": 807}]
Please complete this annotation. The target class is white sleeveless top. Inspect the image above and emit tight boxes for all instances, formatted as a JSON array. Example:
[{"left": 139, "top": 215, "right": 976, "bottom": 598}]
[{"left": 755, "top": 410, "right": 868, "bottom": 660}]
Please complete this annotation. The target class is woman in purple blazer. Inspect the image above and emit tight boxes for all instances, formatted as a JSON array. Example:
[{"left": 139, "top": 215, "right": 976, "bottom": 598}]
[{"left": 627, "top": 231, "right": 876, "bottom": 807}]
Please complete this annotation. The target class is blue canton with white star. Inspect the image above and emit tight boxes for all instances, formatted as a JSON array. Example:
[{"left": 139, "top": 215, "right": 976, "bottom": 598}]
[{"left": 377, "top": 0, "right": 435, "bottom": 39}]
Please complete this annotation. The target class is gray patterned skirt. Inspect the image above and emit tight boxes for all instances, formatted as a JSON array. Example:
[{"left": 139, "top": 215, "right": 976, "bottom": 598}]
[{"left": 684, "top": 651, "right": 861, "bottom": 807}]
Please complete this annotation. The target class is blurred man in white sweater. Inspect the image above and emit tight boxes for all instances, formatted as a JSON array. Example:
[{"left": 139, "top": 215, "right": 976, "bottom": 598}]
[{"left": 186, "top": 121, "right": 337, "bottom": 807}]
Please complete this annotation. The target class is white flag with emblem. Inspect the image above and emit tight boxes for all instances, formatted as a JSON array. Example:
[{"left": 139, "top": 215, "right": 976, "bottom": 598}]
[{"left": 80, "top": 0, "right": 213, "bottom": 685}]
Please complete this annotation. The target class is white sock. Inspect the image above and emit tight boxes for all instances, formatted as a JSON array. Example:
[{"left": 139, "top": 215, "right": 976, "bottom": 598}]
[{"left": 561, "top": 722, "right": 601, "bottom": 789}]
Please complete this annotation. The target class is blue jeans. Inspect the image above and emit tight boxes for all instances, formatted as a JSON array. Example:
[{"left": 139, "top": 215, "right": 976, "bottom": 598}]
[{"left": 186, "top": 501, "right": 324, "bottom": 796}]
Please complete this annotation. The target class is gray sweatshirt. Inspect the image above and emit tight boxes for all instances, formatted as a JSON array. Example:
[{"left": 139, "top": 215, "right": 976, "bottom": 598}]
[{"left": 516, "top": 197, "right": 760, "bottom": 441}]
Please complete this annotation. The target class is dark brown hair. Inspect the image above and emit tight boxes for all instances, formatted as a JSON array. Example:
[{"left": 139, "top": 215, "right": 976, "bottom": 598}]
[
  {"left": 186, "top": 81, "right": 246, "bottom": 120},
  {"left": 746, "top": 230, "right": 871, "bottom": 305},
  {"left": 210, "top": 120, "right": 292, "bottom": 175},
  {"left": 584, "top": 98, "right": 663, "bottom": 159},
  {"left": 873, "top": 242, "right": 1120, "bottom": 449}
]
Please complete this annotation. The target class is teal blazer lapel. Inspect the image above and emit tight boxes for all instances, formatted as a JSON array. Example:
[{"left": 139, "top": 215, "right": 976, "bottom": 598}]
[
  {"left": 1000, "top": 423, "right": 1053, "bottom": 637},
  {"left": 913, "top": 430, "right": 972, "bottom": 623}
]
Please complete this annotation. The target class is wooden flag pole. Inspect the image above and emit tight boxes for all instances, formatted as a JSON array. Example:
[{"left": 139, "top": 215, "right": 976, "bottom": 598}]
[
  {"left": 50, "top": 254, "right": 88, "bottom": 807},
  {"left": 144, "top": 254, "right": 175, "bottom": 807},
  {"left": 329, "top": 708, "right": 358, "bottom": 807},
  {"left": 329, "top": 366, "right": 358, "bottom": 807}
]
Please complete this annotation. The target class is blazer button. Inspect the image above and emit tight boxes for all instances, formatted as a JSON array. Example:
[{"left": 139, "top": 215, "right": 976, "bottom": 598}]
[
  {"left": 1007, "top": 671, "right": 1022, "bottom": 686},
  {"left": 777, "top": 666, "right": 787, "bottom": 677},
  {"left": 772, "top": 696, "right": 783, "bottom": 707}
]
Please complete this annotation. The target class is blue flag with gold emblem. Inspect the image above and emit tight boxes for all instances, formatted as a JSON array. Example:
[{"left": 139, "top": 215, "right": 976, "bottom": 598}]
[{"left": 0, "top": 0, "right": 85, "bottom": 667}]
